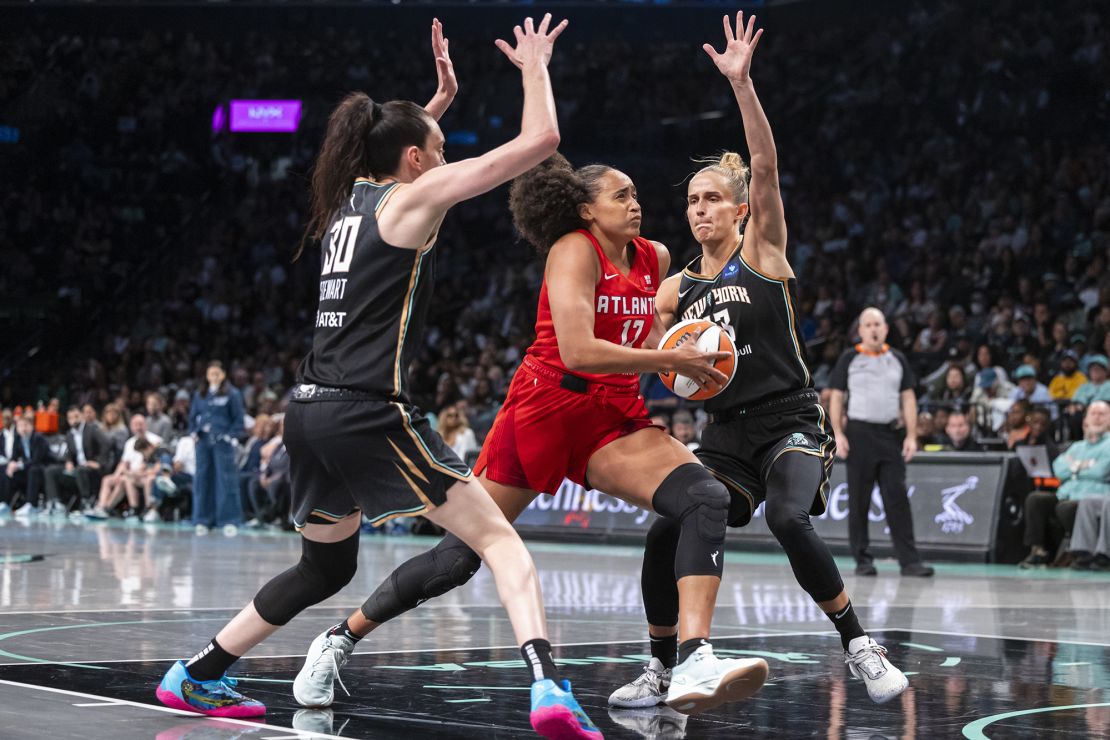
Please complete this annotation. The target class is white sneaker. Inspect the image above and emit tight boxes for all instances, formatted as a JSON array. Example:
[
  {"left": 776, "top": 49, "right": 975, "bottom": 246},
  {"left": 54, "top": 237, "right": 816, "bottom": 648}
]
[
  {"left": 222, "top": 524, "right": 238, "bottom": 537},
  {"left": 845, "top": 636, "right": 908, "bottom": 704},
  {"left": 294, "top": 631, "right": 356, "bottom": 708},
  {"left": 664, "top": 644, "right": 768, "bottom": 715},
  {"left": 14, "top": 503, "right": 37, "bottom": 518},
  {"left": 47, "top": 500, "right": 67, "bottom": 516},
  {"left": 194, "top": 523, "right": 210, "bottom": 536},
  {"left": 142, "top": 509, "right": 161, "bottom": 523},
  {"left": 84, "top": 506, "right": 110, "bottom": 520},
  {"left": 609, "top": 657, "right": 671, "bottom": 708},
  {"left": 245, "top": 518, "right": 261, "bottom": 528},
  {"left": 0, "top": 502, "right": 11, "bottom": 516}
]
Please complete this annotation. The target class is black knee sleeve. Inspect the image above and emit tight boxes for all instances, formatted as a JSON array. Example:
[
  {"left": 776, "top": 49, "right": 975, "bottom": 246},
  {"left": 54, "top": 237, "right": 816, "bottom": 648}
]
[
  {"left": 651, "top": 463, "right": 728, "bottom": 579},
  {"left": 361, "top": 534, "right": 482, "bottom": 624},
  {"left": 253, "top": 531, "right": 360, "bottom": 626},
  {"left": 765, "top": 454, "right": 843, "bottom": 602},
  {"left": 641, "top": 516, "right": 681, "bottom": 627}
]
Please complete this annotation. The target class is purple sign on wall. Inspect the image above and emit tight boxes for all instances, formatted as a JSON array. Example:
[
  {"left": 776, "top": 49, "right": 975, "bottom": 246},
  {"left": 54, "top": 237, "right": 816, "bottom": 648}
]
[{"left": 229, "top": 100, "right": 302, "bottom": 132}]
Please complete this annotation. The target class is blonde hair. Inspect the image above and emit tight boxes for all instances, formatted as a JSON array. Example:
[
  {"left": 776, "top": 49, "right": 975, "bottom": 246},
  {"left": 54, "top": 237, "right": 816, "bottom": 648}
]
[{"left": 691, "top": 151, "right": 751, "bottom": 204}]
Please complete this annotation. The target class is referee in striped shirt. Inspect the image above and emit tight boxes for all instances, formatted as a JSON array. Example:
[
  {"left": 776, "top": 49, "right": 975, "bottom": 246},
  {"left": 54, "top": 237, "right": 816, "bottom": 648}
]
[{"left": 829, "top": 308, "right": 934, "bottom": 577}]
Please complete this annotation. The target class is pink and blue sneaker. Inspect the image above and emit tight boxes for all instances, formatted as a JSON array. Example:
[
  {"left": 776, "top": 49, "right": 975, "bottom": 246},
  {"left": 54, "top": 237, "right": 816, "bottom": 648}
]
[
  {"left": 530, "top": 678, "right": 603, "bottom": 739},
  {"left": 156, "top": 660, "right": 266, "bottom": 718}
]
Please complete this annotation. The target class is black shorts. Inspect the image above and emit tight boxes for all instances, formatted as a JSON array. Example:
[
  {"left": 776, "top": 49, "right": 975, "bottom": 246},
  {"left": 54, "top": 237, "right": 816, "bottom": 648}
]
[
  {"left": 696, "top": 391, "right": 835, "bottom": 527},
  {"left": 284, "top": 398, "right": 472, "bottom": 530}
]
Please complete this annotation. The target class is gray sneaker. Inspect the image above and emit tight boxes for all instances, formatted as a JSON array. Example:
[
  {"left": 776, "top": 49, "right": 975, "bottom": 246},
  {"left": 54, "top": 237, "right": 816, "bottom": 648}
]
[
  {"left": 293, "top": 631, "right": 355, "bottom": 708},
  {"left": 609, "top": 657, "right": 672, "bottom": 708}
]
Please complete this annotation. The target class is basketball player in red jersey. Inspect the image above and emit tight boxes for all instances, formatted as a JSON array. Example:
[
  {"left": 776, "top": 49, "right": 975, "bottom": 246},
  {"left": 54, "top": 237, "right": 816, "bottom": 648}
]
[{"left": 295, "top": 155, "right": 770, "bottom": 716}]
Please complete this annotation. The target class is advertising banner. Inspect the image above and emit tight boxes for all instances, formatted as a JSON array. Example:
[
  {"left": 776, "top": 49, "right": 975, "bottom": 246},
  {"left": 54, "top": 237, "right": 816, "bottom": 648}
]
[
  {"left": 228, "top": 100, "right": 302, "bottom": 132},
  {"left": 515, "top": 453, "right": 1010, "bottom": 550}
]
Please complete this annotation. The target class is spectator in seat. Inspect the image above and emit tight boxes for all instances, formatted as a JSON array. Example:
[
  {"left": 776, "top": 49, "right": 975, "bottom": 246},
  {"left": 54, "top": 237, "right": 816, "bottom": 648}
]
[
  {"left": 86, "top": 416, "right": 162, "bottom": 518},
  {"left": 671, "top": 409, "right": 699, "bottom": 451},
  {"left": 145, "top": 391, "right": 174, "bottom": 442},
  {"left": 943, "top": 411, "right": 981, "bottom": 452},
  {"left": 100, "top": 403, "right": 129, "bottom": 466},
  {"left": 923, "top": 362, "right": 971, "bottom": 412},
  {"left": 1072, "top": 355, "right": 1110, "bottom": 410},
  {"left": 969, "top": 368, "right": 1015, "bottom": 436},
  {"left": 248, "top": 415, "right": 288, "bottom": 527},
  {"left": 1062, "top": 401, "right": 1110, "bottom": 570},
  {"left": 169, "top": 389, "right": 191, "bottom": 438},
  {"left": 1003, "top": 400, "right": 1033, "bottom": 450},
  {"left": 1022, "top": 401, "right": 1110, "bottom": 568},
  {"left": 44, "top": 406, "right": 112, "bottom": 513},
  {"left": 5, "top": 416, "right": 51, "bottom": 516},
  {"left": 1017, "top": 408, "right": 1059, "bottom": 460},
  {"left": 239, "top": 414, "right": 273, "bottom": 526},
  {"left": 437, "top": 402, "right": 479, "bottom": 463},
  {"left": 1010, "top": 364, "right": 1057, "bottom": 420},
  {"left": 148, "top": 433, "right": 197, "bottom": 523},
  {"left": 0, "top": 409, "right": 15, "bottom": 515},
  {"left": 1049, "top": 350, "right": 1087, "bottom": 403}
]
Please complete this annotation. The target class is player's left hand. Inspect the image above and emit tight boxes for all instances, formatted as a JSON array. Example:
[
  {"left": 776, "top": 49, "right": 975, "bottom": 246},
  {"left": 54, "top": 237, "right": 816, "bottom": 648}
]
[
  {"left": 902, "top": 436, "right": 917, "bottom": 463},
  {"left": 431, "top": 18, "right": 457, "bottom": 102},
  {"left": 702, "top": 11, "right": 763, "bottom": 83}
]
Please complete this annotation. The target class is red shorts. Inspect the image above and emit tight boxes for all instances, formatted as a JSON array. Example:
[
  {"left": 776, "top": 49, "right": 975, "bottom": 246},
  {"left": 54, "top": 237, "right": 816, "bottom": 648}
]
[{"left": 475, "top": 356, "right": 658, "bottom": 495}]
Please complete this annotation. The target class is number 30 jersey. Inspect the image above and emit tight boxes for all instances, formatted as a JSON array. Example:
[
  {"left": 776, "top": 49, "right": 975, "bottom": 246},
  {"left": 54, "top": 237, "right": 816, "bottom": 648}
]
[
  {"left": 526, "top": 229, "right": 659, "bottom": 391},
  {"left": 298, "top": 180, "right": 436, "bottom": 402},
  {"left": 675, "top": 243, "right": 812, "bottom": 412}
]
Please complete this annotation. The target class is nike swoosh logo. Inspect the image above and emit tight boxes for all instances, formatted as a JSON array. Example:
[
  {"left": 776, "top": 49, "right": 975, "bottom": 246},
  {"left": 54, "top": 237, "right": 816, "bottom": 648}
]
[
  {"left": 834, "top": 606, "right": 850, "bottom": 619},
  {"left": 604, "top": 273, "right": 619, "bottom": 280},
  {"left": 678, "top": 286, "right": 694, "bottom": 298}
]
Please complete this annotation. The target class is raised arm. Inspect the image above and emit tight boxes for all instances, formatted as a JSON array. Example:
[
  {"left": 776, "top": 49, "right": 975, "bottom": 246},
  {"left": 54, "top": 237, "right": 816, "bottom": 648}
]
[
  {"left": 423, "top": 19, "right": 457, "bottom": 121},
  {"left": 704, "top": 12, "right": 787, "bottom": 255},
  {"left": 390, "top": 14, "right": 565, "bottom": 223},
  {"left": 545, "top": 234, "right": 727, "bottom": 386}
]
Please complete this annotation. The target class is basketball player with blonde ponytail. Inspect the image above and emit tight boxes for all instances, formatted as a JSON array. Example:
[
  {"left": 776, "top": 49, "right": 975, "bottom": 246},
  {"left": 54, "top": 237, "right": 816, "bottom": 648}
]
[{"left": 610, "top": 13, "right": 910, "bottom": 711}]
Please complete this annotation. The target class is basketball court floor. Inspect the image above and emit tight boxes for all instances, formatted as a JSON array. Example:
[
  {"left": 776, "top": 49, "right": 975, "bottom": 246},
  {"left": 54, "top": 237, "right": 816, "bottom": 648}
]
[{"left": 1, "top": 517, "right": 1107, "bottom": 738}]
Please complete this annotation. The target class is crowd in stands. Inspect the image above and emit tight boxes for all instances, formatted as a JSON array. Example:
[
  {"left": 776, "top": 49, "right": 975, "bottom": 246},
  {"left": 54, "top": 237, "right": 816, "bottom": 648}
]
[{"left": 2, "top": 1, "right": 1109, "bottom": 565}]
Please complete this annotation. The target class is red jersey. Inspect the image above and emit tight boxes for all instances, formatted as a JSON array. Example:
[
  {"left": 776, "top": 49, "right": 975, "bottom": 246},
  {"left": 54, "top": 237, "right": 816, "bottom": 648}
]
[{"left": 526, "top": 229, "right": 659, "bottom": 390}]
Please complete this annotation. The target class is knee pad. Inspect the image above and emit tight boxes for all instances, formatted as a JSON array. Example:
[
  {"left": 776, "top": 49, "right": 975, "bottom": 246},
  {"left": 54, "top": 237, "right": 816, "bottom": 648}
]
[
  {"left": 253, "top": 531, "right": 359, "bottom": 626},
  {"left": 652, "top": 463, "right": 728, "bottom": 579},
  {"left": 361, "top": 535, "right": 481, "bottom": 624},
  {"left": 423, "top": 539, "right": 482, "bottom": 598}
]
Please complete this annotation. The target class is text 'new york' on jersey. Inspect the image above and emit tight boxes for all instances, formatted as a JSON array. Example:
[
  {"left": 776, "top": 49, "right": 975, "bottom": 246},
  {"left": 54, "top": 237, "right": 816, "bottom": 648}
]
[
  {"left": 676, "top": 241, "right": 811, "bottom": 411},
  {"left": 298, "top": 181, "right": 437, "bottom": 401}
]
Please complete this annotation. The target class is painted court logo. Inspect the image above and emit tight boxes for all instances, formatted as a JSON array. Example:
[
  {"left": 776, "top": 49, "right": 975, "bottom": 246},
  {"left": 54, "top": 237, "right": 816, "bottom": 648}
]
[{"left": 934, "top": 476, "right": 978, "bottom": 534}]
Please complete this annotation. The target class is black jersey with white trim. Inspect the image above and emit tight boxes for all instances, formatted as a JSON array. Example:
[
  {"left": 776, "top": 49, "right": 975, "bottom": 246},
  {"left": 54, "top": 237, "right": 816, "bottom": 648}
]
[
  {"left": 297, "top": 181, "right": 436, "bottom": 401},
  {"left": 675, "top": 242, "right": 812, "bottom": 412}
]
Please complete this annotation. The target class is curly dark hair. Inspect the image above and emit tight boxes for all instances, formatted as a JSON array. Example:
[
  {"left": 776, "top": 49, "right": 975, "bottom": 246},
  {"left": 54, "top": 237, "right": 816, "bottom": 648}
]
[{"left": 508, "top": 153, "right": 614, "bottom": 254}]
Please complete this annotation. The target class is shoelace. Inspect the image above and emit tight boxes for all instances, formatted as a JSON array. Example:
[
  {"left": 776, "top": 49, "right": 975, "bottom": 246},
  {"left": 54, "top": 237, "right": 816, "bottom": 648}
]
[
  {"left": 632, "top": 664, "right": 668, "bottom": 691},
  {"left": 310, "top": 639, "right": 350, "bottom": 697},
  {"left": 845, "top": 641, "right": 888, "bottom": 679}
]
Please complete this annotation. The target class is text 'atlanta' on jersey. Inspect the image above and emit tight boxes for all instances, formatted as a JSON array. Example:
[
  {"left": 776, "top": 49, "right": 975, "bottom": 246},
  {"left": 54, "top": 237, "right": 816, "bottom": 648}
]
[
  {"left": 298, "top": 180, "right": 436, "bottom": 402},
  {"left": 676, "top": 239, "right": 812, "bottom": 411}
]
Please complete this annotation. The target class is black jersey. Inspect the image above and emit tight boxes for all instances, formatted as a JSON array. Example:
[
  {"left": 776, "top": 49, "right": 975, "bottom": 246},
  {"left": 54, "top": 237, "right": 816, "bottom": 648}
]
[
  {"left": 298, "top": 181, "right": 436, "bottom": 401},
  {"left": 675, "top": 243, "right": 811, "bottom": 412}
]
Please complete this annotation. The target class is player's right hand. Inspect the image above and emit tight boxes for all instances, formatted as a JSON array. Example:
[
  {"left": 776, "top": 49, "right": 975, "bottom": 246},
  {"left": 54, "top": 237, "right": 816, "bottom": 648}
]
[
  {"left": 669, "top": 329, "right": 730, "bottom": 391},
  {"left": 495, "top": 13, "right": 568, "bottom": 70}
]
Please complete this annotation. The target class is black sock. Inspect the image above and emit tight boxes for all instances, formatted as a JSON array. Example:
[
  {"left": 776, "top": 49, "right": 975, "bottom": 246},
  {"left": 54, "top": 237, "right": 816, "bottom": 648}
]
[
  {"left": 185, "top": 638, "right": 238, "bottom": 681},
  {"left": 327, "top": 619, "right": 362, "bottom": 644},
  {"left": 826, "top": 600, "right": 866, "bottom": 650},
  {"left": 678, "top": 637, "right": 710, "bottom": 665},
  {"left": 649, "top": 632, "right": 678, "bottom": 669},
  {"left": 521, "top": 638, "right": 560, "bottom": 683}
]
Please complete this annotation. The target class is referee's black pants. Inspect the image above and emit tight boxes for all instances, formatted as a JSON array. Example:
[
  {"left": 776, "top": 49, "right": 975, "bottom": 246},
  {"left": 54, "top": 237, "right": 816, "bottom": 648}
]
[{"left": 845, "top": 419, "right": 922, "bottom": 567}]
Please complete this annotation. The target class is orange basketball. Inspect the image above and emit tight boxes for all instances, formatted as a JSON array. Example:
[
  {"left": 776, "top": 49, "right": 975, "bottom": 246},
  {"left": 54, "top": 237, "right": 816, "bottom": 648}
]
[{"left": 657, "top": 318, "right": 738, "bottom": 400}]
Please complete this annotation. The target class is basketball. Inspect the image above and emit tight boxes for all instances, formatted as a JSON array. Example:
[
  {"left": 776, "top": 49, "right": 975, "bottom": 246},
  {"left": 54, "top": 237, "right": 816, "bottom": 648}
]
[{"left": 657, "top": 318, "right": 738, "bottom": 400}]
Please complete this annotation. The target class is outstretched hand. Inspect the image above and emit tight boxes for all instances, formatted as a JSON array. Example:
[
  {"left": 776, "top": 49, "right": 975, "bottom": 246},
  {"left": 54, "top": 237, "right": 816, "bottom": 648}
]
[
  {"left": 495, "top": 13, "right": 568, "bottom": 70},
  {"left": 703, "top": 11, "right": 763, "bottom": 83},
  {"left": 431, "top": 18, "right": 457, "bottom": 100}
]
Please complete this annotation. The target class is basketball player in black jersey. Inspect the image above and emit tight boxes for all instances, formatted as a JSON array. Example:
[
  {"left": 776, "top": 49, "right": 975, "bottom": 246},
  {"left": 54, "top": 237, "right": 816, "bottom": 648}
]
[
  {"left": 608, "top": 13, "right": 909, "bottom": 712},
  {"left": 155, "top": 17, "right": 602, "bottom": 739}
]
